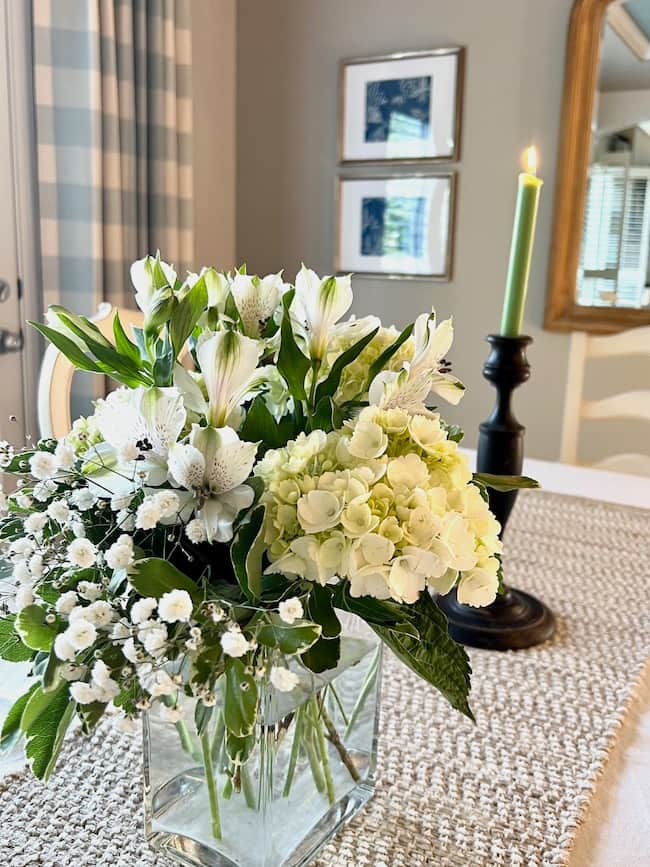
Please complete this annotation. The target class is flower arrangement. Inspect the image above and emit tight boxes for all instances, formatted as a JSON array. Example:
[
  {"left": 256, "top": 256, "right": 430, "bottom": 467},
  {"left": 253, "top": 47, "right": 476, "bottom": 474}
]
[{"left": 0, "top": 257, "right": 533, "bottom": 862}]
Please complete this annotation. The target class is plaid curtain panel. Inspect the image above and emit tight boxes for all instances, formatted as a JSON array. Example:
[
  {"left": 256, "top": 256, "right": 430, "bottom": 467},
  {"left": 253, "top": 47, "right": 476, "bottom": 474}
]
[{"left": 33, "top": 0, "right": 193, "bottom": 316}]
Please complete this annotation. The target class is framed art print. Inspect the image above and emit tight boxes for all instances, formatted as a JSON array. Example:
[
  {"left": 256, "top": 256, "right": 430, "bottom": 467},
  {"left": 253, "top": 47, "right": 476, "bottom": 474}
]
[
  {"left": 336, "top": 174, "right": 456, "bottom": 280},
  {"left": 339, "top": 48, "right": 464, "bottom": 164}
]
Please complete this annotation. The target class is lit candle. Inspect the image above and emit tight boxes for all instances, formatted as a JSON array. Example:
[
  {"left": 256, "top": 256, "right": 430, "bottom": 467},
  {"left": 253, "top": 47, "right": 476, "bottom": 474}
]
[{"left": 500, "top": 146, "right": 543, "bottom": 337}]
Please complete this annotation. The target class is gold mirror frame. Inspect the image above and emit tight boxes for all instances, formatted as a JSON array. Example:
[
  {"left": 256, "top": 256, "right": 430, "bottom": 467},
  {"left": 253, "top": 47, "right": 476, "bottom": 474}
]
[{"left": 545, "top": 0, "right": 650, "bottom": 334}]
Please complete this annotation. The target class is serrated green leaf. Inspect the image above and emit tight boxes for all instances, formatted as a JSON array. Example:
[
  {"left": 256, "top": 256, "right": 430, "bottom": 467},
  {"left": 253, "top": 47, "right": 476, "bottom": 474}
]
[
  {"left": 224, "top": 659, "right": 257, "bottom": 738},
  {"left": 0, "top": 683, "right": 38, "bottom": 754},
  {"left": 0, "top": 617, "right": 33, "bottom": 662},
  {"left": 15, "top": 605, "right": 58, "bottom": 652},
  {"left": 473, "top": 473, "right": 539, "bottom": 492},
  {"left": 315, "top": 326, "right": 378, "bottom": 403},
  {"left": 257, "top": 614, "right": 321, "bottom": 655},
  {"left": 24, "top": 683, "right": 74, "bottom": 780},
  {"left": 365, "top": 322, "right": 414, "bottom": 388},
  {"left": 129, "top": 558, "right": 200, "bottom": 601},
  {"left": 277, "top": 290, "right": 310, "bottom": 400},
  {"left": 230, "top": 506, "right": 266, "bottom": 602},
  {"left": 374, "top": 592, "right": 473, "bottom": 720}
]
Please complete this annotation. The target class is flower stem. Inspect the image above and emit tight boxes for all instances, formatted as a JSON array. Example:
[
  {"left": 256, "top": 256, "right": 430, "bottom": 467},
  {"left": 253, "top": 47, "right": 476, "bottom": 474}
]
[
  {"left": 200, "top": 731, "right": 222, "bottom": 840},
  {"left": 283, "top": 705, "right": 304, "bottom": 797},
  {"left": 321, "top": 700, "right": 360, "bottom": 784},
  {"left": 175, "top": 719, "right": 195, "bottom": 757},
  {"left": 313, "top": 699, "right": 335, "bottom": 805}
]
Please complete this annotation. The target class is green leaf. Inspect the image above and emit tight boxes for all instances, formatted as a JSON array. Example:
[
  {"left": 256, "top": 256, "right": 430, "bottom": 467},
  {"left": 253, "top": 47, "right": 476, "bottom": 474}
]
[
  {"left": 225, "top": 731, "right": 255, "bottom": 764},
  {"left": 306, "top": 585, "right": 341, "bottom": 639},
  {"left": 374, "top": 592, "right": 474, "bottom": 720},
  {"left": 24, "top": 683, "right": 74, "bottom": 780},
  {"left": 195, "top": 701, "right": 214, "bottom": 737},
  {"left": 308, "top": 396, "right": 336, "bottom": 434},
  {"left": 129, "top": 558, "right": 200, "bottom": 601},
  {"left": 112, "top": 312, "right": 142, "bottom": 366},
  {"left": 56, "top": 311, "right": 149, "bottom": 385},
  {"left": 301, "top": 635, "right": 341, "bottom": 673},
  {"left": 473, "top": 473, "right": 540, "bottom": 492},
  {"left": 443, "top": 423, "right": 464, "bottom": 443},
  {"left": 170, "top": 275, "right": 208, "bottom": 356},
  {"left": 277, "top": 289, "right": 310, "bottom": 401},
  {"left": 336, "top": 586, "right": 408, "bottom": 626},
  {"left": 0, "top": 617, "right": 33, "bottom": 662},
  {"left": 0, "top": 683, "right": 38, "bottom": 754},
  {"left": 365, "top": 322, "right": 414, "bottom": 387},
  {"left": 257, "top": 614, "right": 321, "bottom": 655},
  {"left": 42, "top": 649, "right": 64, "bottom": 693},
  {"left": 79, "top": 701, "right": 107, "bottom": 735},
  {"left": 315, "top": 326, "right": 378, "bottom": 403},
  {"left": 240, "top": 395, "right": 282, "bottom": 448},
  {"left": 29, "top": 322, "right": 103, "bottom": 373},
  {"left": 15, "top": 605, "right": 58, "bottom": 652},
  {"left": 224, "top": 659, "right": 257, "bottom": 738},
  {"left": 230, "top": 506, "right": 266, "bottom": 602}
]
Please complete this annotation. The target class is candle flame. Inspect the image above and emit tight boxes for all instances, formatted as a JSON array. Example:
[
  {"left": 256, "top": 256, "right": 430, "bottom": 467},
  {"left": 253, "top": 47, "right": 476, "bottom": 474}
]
[{"left": 525, "top": 145, "right": 537, "bottom": 175}]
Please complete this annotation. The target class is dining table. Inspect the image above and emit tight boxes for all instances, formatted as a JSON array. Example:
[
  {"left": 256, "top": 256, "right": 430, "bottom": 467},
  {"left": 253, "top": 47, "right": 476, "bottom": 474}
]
[{"left": 0, "top": 453, "right": 648, "bottom": 867}]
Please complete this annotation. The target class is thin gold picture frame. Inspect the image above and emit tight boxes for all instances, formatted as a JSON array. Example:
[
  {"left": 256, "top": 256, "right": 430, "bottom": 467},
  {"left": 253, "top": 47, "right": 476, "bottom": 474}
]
[
  {"left": 335, "top": 172, "right": 457, "bottom": 281},
  {"left": 337, "top": 47, "right": 465, "bottom": 166}
]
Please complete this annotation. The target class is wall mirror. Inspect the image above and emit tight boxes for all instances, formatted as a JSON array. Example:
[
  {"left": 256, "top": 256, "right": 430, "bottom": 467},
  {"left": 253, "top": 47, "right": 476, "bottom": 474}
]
[{"left": 546, "top": 0, "right": 650, "bottom": 333}]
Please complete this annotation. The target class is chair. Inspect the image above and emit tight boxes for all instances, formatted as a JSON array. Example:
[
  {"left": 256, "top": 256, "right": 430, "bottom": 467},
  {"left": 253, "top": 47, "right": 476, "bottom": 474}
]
[
  {"left": 560, "top": 326, "right": 650, "bottom": 476},
  {"left": 37, "top": 303, "right": 144, "bottom": 439}
]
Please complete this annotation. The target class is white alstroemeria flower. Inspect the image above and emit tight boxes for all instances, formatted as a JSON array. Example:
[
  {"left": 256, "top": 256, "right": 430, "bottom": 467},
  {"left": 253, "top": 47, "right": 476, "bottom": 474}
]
[
  {"left": 196, "top": 330, "right": 263, "bottom": 427},
  {"left": 231, "top": 272, "right": 288, "bottom": 337},
  {"left": 186, "top": 267, "right": 230, "bottom": 311},
  {"left": 92, "top": 386, "right": 186, "bottom": 489},
  {"left": 291, "top": 266, "right": 353, "bottom": 360},
  {"left": 168, "top": 425, "right": 257, "bottom": 543},
  {"left": 130, "top": 255, "right": 176, "bottom": 316},
  {"left": 369, "top": 311, "right": 465, "bottom": 414}
]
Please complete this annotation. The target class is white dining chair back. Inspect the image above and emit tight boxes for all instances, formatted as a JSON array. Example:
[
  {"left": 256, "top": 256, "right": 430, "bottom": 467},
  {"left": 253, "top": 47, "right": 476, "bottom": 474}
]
[
  {"left": 37, "top": 303, "right": 144, "bottom": 440},
  {"left": 560, "top": 326, "right": 650, "bottom": 476}
]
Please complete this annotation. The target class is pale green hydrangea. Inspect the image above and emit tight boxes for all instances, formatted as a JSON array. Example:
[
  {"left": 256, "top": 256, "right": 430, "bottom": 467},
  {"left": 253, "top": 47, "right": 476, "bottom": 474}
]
[{"left": 254, "top": 407, "right": 502, "bottom": 607}]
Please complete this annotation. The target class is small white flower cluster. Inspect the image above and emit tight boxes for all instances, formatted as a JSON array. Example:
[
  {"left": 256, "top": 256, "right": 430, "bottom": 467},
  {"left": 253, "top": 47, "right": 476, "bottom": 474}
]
[{"left": 135, "top": 490, "right": 180, "bottom": 530}]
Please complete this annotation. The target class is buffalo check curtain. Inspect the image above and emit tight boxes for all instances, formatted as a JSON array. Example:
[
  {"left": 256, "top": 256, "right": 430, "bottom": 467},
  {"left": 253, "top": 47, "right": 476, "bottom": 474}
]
[{"left": 33, "top": 0, "right": 193, "bottom": 315}]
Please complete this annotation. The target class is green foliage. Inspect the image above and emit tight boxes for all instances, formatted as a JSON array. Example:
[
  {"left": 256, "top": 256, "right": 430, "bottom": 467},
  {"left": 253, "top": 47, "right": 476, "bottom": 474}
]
[
  {"left": 224, "top": 659, "right": 257, "bottom": 738},
  {"left": 257, "top": 614, "right": 321, "bottom": 654},
  {"left": 315, "top": 326, "right": 378, "bottom": 404},
  {"left": 0, "top": 616, "right": 33, "bottom": 662},
  {"left": 129, "top": 558, "right": 200, "bottom": 600},
  {"left": 365, "top": 322, "right": 414, "bottom": 387},
  {"left": 79, "top": 702, "right": 108, "bottom": 736},
  {"left": 15, "top": 605, "right": 58, "bottom": 652},
  {"left": 170, "top": 274, "right": 208, "bottom": 356},
  {"left": 374, "top": 592, "right": 474, "bottom": 720},
  {"left": 112, "top": 312, "right": 142, "bottom": 366},
  {"left": 226, "top": 731, "right": 255, "bottom": 765},
  {"left": 230, "top": 506, "right": 266, "bottom": 602},
  {"left": 240, "top": 396, "right": 295, "bottom": 451},
  {"left": 306, "top": 585, "right": 340, "bottom": 639},
  {"left": 443, "top": 423, "right": 464, "bottom": 443},
  {"left": 23, "top": 683, "right": 74, "bottom": 780},
  {"left": 277, "top": 290, "right": 310, "bottom": 400},
  {"left": 0, "top": 683, "right": 38, "bottom": 754},
  {"left": 473, "top": 473, "right": 539, "bottom": 492},
  {"left": 301, "top": 634, "right": 341, "bottom": 673},
  {"left": 195, "top": 701, "right": 214, "bottom": 737},
  {"left": 0, "top": 451, "right": 35, "bottom": 475}
]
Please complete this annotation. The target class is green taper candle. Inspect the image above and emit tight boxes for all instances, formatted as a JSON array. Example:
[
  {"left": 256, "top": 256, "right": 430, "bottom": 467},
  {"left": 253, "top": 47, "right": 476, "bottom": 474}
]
[{"left": 500, "top": 146, "right": 543, "bottom": 337}]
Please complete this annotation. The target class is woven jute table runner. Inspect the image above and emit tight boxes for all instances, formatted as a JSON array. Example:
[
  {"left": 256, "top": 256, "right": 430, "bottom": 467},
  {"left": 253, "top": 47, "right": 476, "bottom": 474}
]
[{"left": 1, "top": 491, "right": 649, "bottom": 867}]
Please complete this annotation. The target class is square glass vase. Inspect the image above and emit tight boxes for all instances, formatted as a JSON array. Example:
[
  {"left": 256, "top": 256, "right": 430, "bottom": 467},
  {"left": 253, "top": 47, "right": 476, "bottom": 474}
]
[{"left": 143, "top": 614, "right": 382, "bottom": 867}]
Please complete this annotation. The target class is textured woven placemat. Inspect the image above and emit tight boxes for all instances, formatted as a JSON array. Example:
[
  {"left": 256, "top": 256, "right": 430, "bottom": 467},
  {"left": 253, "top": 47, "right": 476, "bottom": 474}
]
[{"left": 1, "top": 491, "right": 649, "bottom": 867}]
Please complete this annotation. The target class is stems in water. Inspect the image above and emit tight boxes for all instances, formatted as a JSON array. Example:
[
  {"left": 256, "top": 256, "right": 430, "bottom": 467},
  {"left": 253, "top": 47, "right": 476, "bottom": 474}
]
[
  {"left": 200, "top": 731, "right": 222, "bottom": 840},
  {"left": 312, "top": 698, "right": 335, "bottom": 805}
]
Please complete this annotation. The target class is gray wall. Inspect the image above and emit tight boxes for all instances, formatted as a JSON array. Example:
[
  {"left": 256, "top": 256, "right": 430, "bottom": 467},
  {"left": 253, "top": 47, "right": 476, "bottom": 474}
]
[{"left": 236, "top": 0, "right": 573, "bottom": 460}]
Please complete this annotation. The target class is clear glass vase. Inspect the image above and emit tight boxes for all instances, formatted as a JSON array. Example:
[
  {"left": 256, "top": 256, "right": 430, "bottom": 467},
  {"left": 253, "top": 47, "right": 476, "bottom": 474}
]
[{"left": 143, "top": 614, "right": 381, "bottom": 867}]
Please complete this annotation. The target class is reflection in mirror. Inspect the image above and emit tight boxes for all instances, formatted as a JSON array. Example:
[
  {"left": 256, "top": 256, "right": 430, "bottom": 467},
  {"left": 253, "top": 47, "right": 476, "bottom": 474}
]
[{"left": 577, "top": 1, "right": 650, "bottom": 310}]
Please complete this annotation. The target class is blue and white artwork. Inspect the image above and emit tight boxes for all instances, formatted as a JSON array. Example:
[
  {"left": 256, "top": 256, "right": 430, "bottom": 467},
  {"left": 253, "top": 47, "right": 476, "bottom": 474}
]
[
  {"left": 361, "top": 196, "right": 428, "bottom": 258},
  {"left": 364, "top": 76, "right": 432, "bottom": 143}
]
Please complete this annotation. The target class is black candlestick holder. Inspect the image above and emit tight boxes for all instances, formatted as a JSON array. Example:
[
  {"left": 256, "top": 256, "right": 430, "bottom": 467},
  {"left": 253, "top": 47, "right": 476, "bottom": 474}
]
[{"left": 436, "top": 334, "right": 556, "bottom": 650}]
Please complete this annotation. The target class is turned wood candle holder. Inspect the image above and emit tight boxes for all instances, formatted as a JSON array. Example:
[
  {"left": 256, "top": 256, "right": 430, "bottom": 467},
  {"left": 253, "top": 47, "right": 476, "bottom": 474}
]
[{"left": 436, "top": 334, "right": 556, "bottom": 651}]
